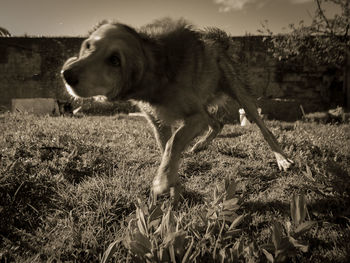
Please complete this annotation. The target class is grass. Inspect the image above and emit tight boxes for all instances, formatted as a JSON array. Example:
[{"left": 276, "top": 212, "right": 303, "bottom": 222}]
[{"left": 0, "top": 112, "right": 349, "bottom": 262}]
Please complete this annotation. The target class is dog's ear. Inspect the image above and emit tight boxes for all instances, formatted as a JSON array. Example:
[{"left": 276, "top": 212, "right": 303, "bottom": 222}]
[
  {"left": 116, "top": 34, "right": 147, "bottom": 99},
  {"left": 121, "top": 52, "right": 145, "bottom": 90},
  {"left": 111, "top": 23, "right": 159, "bottom": 100}
]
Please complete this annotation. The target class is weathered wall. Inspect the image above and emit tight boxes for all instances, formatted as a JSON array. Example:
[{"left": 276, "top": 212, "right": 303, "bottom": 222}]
[
  {"left": 0, "top": 37, "right": 81, "bottom": 108},
  {"left": 0, "top": 36, "right": 344, "bottom": 119},
  {"left": 230, "top": 37, "right": 343, "bottom": 113}
]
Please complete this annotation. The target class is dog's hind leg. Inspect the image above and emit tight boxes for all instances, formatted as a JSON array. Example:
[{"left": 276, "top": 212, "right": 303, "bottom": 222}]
[
  {"left": 221, "top": 57, "right": 293, "bottom": 171},
  {"left": 190, "top": 119, "right": 223, "bottom": 153},
  {"left": 153, "top": 113, "right": 208, "bottom": 199},
  {"left": 235, "top": 93, "right": 293, "bottom": 171}
]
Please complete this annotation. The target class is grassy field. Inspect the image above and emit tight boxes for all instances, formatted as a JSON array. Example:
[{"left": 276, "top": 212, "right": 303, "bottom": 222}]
[{"left": 0, "top": 113, "right": 349, "bottom": 262}]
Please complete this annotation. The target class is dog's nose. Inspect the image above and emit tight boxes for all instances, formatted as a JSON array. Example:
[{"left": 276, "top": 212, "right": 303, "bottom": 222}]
[{"left": 62, "top": 68, "right": 79, "bottom": 87}]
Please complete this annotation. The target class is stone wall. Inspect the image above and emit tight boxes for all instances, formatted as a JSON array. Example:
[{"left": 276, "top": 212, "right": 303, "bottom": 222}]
[
  {"left": 0, "top": 36, "right": 344, "bottom": 120},
  {"left": 0, "top": 37, "right": 81, "bottom": 108},
  {"left": 230, "top": 37, "right": 343, "bottom": 112}
]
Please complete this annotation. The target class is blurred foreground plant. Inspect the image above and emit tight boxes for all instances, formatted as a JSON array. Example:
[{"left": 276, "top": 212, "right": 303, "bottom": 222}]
[
  {"left": 102, "top": 174, "right": 247, "bottom": 262},
  {"left": 261, "top": 194, "right": 317, "bottom": 263}
]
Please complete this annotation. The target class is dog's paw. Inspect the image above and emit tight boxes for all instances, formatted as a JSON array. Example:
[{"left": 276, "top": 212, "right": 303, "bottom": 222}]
[
  {"left": 152, "top": 176, "right": 180, "bottom": 204},
  {"left": 152, "top": 176, "right": 170, "bottom": 196},
  {"left": 274, "top": 152, "right": 294, "bottom": 171},
  {"left": 277, "top": 158, "right": 294, "bottom": 171}
]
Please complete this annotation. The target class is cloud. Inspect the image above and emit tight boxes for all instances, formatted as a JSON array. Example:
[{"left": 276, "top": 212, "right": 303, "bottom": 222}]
[
  {"left": 213, "top": 0, "right": 313, "bottom": 12},
  {"left": 214, "top": 0, "right": 255, "bottom": 12},
  {"left": 289, "top": 0, "right": 312, "bottom": 3}
]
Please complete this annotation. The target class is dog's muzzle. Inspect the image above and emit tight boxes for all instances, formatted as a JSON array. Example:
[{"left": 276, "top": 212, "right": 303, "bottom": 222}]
[
  {"left": 62, "top": 68, "right": 79, "bottom": 87},
  {"left": 61, "top": 57, "right": 79, "bottom": 87}
]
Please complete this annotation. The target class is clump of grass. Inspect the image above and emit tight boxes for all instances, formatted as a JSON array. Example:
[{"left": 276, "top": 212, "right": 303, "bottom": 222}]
[{"left": 103, "top": 174, "right": 247, "bottom": 262}]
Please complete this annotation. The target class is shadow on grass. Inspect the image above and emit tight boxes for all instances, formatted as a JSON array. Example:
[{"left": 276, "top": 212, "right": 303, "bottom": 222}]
[
  {"left": 241, "top": 200, "right": 290, "bottom": 234},
  {"left": 0, "top": 171, "right": 59, "bottom": 250},
  {"left": 309, "top": 158, "right": 350, "bottom": 226},
  {"left": 216, "top": 145, "right": 250, "bottom": 158},
  {"left": 180, "top": 187, "right": 205, "bottom": 206},
  {"left": 243, "top": 200, "right": 290, "bottom": 216},
  {"left": 324, "top": 159, "right": 350, "bottom": 191},
  {"left": 183, "top": 161, "right": 213, "bottom": 175},
  {"left": 308, "top": 152, "right": 350, "bottom": 226},
  {"left": 63, "top": 167, "right": 93, "bottom": 184},
  {"left": 310, "top": 198, "right": 350, "bottom": 227},
  {"left": 217, "top": 131, "right": 244, "bottom": 139}
]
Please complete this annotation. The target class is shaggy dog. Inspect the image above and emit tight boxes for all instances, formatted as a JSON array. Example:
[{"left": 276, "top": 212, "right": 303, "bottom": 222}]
[{"left": 62, "top": 18, "right": 293, "bottom": 199}]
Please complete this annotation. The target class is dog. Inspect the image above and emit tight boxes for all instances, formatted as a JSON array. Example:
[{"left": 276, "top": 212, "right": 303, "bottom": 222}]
[{"left": 61, "top": 18, "right": 293, "bottom": 199}]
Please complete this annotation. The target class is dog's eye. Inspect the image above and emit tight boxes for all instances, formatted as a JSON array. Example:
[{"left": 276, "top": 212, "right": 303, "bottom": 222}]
[
  {"left": 84, "top": 40, "right": 92, "bottom": 50},
  {"left": 109, "top": 55, "right": 121, "bottom": 67}
]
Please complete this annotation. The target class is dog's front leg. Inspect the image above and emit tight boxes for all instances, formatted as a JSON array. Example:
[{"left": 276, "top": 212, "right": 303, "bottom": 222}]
[
  {"left": 153, "top": 114, "right": 208, "bottom": 198},
  {"left": 143, "top": 112, "right": 172, "bottom": 154},
  {"left": 137, "top": 103, "right": 173, "bottom": 154}
]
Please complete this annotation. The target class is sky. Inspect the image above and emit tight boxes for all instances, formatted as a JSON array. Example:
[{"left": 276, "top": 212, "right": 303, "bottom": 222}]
[{"left": 0, "top": 0, "right": 341, "bottom": 37}]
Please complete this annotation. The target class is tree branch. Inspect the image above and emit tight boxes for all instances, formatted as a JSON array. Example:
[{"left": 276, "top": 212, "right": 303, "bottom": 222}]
[
  {"left": 344, "top": 23, "right": 349, "bottom": 38},
  {"left": 315, "top": 0, "right": 334, "bottom": 34}
]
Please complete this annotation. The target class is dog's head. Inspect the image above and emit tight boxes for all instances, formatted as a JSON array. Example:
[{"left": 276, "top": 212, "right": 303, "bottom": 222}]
[{"left": 61, "top": 22, "right": 146, "bottom": 100}]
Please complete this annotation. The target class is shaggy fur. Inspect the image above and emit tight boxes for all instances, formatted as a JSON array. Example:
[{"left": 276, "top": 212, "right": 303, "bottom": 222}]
[{"left": 62, "top": 18, "right": 293, "bottom": 199}]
